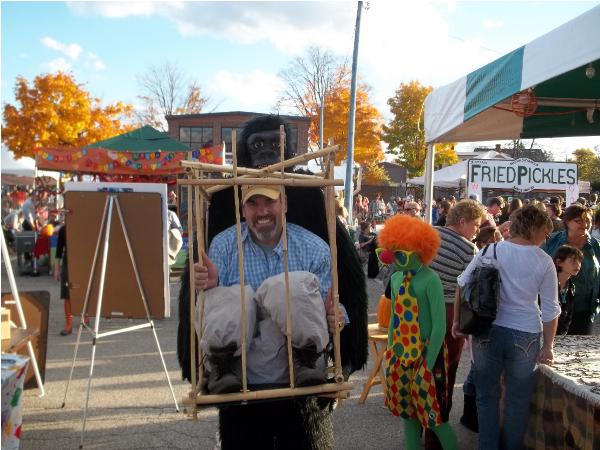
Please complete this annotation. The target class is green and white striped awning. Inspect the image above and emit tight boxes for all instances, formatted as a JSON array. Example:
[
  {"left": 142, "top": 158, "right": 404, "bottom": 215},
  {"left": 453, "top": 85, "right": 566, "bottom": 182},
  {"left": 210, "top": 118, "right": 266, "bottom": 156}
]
[{"left": 424, "top": 5, "right": 600, "bottom": 143}]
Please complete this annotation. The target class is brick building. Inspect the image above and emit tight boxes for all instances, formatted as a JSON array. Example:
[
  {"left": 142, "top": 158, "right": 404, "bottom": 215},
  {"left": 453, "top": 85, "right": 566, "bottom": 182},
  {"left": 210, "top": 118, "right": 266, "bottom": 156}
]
[{"left": 165, "top": 111, "right": 311, "bottom": 163}]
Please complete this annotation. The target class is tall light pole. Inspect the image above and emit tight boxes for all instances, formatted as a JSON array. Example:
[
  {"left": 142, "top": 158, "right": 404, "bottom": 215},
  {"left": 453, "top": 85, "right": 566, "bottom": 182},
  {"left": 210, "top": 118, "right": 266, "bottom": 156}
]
[{"left": 344, "top": 1, "right": 363, "bottom": 226}]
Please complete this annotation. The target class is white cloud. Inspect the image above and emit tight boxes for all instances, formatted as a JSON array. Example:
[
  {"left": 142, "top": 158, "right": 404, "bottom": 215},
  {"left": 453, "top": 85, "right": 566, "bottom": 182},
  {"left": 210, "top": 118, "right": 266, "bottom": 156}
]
[
  {"left": 66, "top": 2, "right": 166, "bottom": 18},
  {"left": 483, "top": 19, "right": 504, "bottom": 29},
  {"left": 40, "top": 36, "right": 106, "bottom": 73},
  {"left": 42, "top": 57, "right": 72, "bottom": 72},
  {"left": 207, "top": 70, "right": 285, "bottom": 112},
  {"left": 166, "top": 2, "right": 353, "bottom": 55},
  {"left": 68, "top": 2, "right": 500, "bottom": 116},
  {"left": 84, "top": 52, "right": 106, "bottom": 70},
  {"left": 41, "top": 36, "right": 82, "bottom": 60}
]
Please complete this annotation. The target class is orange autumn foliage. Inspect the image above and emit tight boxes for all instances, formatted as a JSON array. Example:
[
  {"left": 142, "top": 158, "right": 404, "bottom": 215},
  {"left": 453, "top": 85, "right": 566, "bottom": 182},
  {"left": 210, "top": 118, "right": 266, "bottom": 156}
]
[
  {"left": 2, "top": 72, "right": 134, "bottom": 159},
  {"left": 308, "top": 82, "right": 384, "bottom": 168}
]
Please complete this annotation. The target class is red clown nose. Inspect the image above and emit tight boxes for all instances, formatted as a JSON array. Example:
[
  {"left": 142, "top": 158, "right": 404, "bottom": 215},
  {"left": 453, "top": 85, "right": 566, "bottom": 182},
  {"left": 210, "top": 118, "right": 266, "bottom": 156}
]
[{"left": 379, "top": 249, "right": 395, "bottom": 265}]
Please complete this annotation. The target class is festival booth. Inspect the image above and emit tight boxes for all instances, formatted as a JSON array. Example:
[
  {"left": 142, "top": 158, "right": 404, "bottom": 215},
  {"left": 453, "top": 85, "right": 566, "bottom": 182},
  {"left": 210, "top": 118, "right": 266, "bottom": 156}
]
[
  {"left": 422, "top": 6, "right": 600, "bottom": 448},
  {"left": 423, "top": 5, "right": 600, "bottom": 219},
  {"left": 35, "top": 125, "right": 191, "bottom": 180}
]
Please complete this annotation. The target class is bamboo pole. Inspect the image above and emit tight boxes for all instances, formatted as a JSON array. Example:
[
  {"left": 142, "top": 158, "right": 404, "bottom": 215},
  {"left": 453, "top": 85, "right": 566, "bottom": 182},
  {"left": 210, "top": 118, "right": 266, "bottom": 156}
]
[
  {"left": 325, "top": 152, "right": 343, "bottom": 383},
  {"left": 179, "top": 178, "right": 343, "bottom": 187},
  {"left": 186, "top": 180, "right": 198, "bottom": 420},
  {"left": 278, "top": 126, "right": 295, "bottom": 388},
  {"left": 182, "top": 144, "right": 340, "bottom": 173},
  {"left": 193, "top": 170, "right": 206, "bottom": 394},
  {"left": 231, "top": 131, "right": 249, "bottom": 393},
  {"left": 182, "top": 161, "right": 323, "bottom": 180},
  {"left": 204, "top": 173, "right": 326, "bottom": 195},
  {"left": 183, "top": 382, "right": 354, "bottom": 406},
  {"left": 196, "top": 146, "right": 338, "bottom": 195}
]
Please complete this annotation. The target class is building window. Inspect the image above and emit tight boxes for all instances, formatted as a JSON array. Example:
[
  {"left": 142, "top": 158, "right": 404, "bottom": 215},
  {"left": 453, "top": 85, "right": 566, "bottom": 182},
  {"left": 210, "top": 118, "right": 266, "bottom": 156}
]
[
  {"left": 179, "top": 127, "right": 213, "bottom": 154},
  {"left": 221, "top": 127, "right": 245, "bottom": 164}
]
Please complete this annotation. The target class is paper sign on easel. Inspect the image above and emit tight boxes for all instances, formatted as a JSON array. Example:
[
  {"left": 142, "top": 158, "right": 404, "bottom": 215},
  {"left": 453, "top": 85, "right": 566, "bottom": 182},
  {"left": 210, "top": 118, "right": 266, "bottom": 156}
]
[{"left": 566, "top": 183, "right": 579, "bottom": 206}]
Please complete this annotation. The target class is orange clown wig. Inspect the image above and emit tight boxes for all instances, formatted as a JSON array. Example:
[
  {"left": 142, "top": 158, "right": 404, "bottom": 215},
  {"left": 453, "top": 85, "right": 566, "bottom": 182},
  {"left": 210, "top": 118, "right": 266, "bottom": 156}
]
[{"left": 377, "top": 214, "right": 441, "bottom": 266}]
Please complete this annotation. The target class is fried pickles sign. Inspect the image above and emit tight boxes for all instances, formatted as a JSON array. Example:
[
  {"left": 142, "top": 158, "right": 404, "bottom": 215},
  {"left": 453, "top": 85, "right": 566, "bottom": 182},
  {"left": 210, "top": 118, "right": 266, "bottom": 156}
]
[{"left": 467, "top": 158, "right": 578, "bottom": 196}]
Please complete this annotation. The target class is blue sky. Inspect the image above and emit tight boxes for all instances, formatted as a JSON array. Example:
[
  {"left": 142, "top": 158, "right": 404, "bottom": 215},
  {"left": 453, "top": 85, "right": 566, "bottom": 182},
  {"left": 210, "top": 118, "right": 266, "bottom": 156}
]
[{"left": 2, "top": 1, "right": 600, "bottom": 169}]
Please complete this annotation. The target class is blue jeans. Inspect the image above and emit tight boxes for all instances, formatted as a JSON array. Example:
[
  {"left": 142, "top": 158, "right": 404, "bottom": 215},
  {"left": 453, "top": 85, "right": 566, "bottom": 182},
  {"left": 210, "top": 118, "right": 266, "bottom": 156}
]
[
  {"left": 463, "top": 364, "right": 476, "bottom": 397},
  {"left": 472, "top": 325, "right": 541, "bottom": 450}
]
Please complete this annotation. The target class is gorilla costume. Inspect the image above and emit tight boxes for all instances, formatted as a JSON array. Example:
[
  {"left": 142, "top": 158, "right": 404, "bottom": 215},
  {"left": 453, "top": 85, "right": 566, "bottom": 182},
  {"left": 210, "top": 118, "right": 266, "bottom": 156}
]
[{"left": 177, "top": 115, "right": 368, "bottom": 449}]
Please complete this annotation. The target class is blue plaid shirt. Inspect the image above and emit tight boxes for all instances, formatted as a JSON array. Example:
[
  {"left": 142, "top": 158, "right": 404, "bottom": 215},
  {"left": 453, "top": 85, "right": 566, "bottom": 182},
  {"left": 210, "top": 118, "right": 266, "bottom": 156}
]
[{"left": 209, "top": 222, "right": 332, "bottom": 299}]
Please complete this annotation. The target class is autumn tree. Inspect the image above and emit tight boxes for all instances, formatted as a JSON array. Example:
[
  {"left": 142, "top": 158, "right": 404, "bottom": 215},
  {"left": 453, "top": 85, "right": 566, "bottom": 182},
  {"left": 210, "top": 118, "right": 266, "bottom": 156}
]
[
  {"left": 277, "top": 46, "right": 349, "bottom": 149},
  {"left": 571, "top": 148, "right": 600, "bottom": 182},
  {"left": 2, "top": 72, "right": 133, "bottom": 159},
  {"left": 434, "top": 143, "right": 459, "bottom": 170},
  {"left": 383, "top": 80, "right": 436, "bottom": 177},
  {"left": 362, "top": 161, "right": 391, "bottom": 185},
  {"left": 136, "top": 60, "right": 209, "bottom": 131},
  {"left": 310, "top": 81, "right": 383, "bottom": 169}
]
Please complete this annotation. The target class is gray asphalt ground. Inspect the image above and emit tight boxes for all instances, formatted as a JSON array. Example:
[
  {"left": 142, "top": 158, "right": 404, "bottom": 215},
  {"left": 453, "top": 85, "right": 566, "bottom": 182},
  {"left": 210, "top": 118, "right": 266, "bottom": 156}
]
[{"left": 2, "top": 255, "right": 479, "bottom": 450}]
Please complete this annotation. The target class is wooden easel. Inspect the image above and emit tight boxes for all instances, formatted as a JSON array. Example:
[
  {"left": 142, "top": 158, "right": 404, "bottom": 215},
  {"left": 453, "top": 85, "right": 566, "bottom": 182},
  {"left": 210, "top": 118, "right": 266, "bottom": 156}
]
[
  {"left": 0, "top": 231, "right": 46, "bottom": 396},
  {"left": 60, "top": 193, "right": 179, "bottom": 449},
  {"left": 178, "top": 129, "right": 352, "bottom": 417}
]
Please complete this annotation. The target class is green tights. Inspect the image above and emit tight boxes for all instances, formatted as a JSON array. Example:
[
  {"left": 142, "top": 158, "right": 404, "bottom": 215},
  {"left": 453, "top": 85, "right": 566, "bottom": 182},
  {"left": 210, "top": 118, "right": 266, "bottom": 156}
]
[{"left": 403, "top": 419, "right": 457, "bottom": 450}]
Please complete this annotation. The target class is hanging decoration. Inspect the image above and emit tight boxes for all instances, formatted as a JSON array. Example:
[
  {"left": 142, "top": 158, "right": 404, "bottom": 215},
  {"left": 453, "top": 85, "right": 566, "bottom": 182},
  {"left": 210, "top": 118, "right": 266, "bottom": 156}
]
[{"left": 35, "top": 147, "right": 187, "bottom": 175}]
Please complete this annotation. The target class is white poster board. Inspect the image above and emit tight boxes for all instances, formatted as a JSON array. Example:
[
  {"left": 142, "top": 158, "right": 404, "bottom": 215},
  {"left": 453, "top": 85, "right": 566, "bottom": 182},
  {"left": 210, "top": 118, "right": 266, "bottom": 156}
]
[
  {"left": 467, "top": 159, "right": 578, "bottom": 199},
  {"left": 566, "top": 183, "right": 580, "bottom": 206}
]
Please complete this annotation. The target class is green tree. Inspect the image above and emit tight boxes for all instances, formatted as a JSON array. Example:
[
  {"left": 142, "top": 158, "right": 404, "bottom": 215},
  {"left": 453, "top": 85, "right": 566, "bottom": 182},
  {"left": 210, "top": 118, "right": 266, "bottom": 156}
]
[
  {"left": 2, "top": 72, "right": 133, "bottom": 159},
  {"left": 382, "top": 80, "right": 432, "bottom": 177},
  {"left": 571, "top": 148, "right": 600, "bottom": 182}
]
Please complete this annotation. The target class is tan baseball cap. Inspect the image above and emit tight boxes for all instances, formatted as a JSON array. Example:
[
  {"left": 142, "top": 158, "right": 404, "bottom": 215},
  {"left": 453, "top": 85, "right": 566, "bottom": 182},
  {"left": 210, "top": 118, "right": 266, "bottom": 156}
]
[{"left": 241, "top": 185, "right": 281, "bottom": 204}]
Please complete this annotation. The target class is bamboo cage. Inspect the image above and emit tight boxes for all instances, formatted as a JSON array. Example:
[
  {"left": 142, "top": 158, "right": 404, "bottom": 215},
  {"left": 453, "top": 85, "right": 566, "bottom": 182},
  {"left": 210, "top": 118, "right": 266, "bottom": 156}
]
[{"left": 178, "top": 129, "right": 352, "bottom": 412}]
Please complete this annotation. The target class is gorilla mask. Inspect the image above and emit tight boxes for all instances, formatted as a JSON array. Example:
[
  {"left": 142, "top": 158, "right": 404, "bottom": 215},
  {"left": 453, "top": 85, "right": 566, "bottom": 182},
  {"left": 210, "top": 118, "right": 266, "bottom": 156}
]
[{"left": 237, "top": 115, "right": 294, "bottom": 169}]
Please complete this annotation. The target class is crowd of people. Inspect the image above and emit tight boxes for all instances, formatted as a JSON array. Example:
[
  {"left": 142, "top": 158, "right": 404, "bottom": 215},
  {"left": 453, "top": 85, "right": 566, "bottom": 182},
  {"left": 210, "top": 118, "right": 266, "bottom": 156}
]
[
  {"left": 3, "top": 171, "right": 597, "bottom": 449},
  {"left": 355, "top": 191, "right": 598, "bottom": 450},
  {"left": 2, "top": 184, "right": 183, "bottom": 338}
]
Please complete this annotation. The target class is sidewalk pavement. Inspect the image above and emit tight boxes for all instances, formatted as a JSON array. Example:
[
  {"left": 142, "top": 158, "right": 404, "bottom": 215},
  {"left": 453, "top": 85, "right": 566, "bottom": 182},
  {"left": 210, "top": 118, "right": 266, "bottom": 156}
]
[{"left": 2, "top": 257, "right": 478, "bottom": 449}]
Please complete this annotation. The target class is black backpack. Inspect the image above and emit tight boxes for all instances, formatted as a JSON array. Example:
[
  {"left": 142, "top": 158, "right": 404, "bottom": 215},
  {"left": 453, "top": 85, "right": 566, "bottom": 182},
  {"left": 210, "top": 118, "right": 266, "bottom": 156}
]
[{"left": 459, "top": 243, "right": 500, "bottom": 336}]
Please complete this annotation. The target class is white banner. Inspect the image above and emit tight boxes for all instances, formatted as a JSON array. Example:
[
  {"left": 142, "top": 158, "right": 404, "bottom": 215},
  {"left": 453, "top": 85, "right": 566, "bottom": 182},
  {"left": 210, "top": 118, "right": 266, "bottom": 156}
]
[{"left": 467, "top": 159, "right": 578, "bottom": 194}]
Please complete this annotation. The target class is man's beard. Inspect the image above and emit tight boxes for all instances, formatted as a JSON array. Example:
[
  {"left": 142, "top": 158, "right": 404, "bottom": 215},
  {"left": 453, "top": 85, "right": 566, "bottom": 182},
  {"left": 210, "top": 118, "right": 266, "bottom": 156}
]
[{"left": 249, "top": 216, "right": 280, "bottom": 243}]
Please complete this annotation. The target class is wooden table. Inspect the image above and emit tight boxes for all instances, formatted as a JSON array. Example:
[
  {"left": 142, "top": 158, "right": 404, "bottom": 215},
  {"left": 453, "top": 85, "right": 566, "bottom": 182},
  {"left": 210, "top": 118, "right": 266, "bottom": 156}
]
[
  {"left": 358, "top": 323, "right": 388, "bottom": 404},
  {"left": 524, "top": 335, "right": 600, "bottom": 450},
  {"left": 1, "top": 327, "right": 39, "bottom": 353}
]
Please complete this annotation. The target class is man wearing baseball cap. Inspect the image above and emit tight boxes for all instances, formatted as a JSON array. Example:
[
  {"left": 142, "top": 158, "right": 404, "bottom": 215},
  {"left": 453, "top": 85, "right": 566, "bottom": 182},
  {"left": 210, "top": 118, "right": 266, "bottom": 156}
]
[{"left": 194, "top": 184, "right": 347, "bottom": 392}]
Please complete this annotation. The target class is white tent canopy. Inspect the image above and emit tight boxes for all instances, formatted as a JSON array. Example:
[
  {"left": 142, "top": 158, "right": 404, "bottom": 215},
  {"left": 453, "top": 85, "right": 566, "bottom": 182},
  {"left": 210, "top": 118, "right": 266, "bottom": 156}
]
[
  {"left": 424, "top": 6, "right": 600, "bottom": 144},
  {"left": 422, "top": 6, "right": 600, "bottom": 221},
  {"left": 408, "top": 151, "right": 511, "bottom": 188}
]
